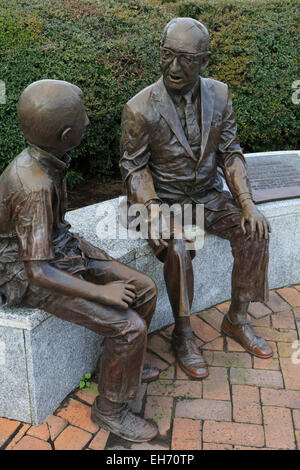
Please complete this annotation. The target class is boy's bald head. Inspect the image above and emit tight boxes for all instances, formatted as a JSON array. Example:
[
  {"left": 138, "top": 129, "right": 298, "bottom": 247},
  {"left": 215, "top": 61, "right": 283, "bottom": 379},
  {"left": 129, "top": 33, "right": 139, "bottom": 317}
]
[{"left": 18, "top": 79, "right": 85, "bottom": 149}]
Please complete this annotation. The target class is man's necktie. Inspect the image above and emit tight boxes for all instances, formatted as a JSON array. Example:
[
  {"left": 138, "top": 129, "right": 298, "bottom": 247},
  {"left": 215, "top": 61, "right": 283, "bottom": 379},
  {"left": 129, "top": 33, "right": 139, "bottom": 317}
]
[{"left": 184, "top": 91, "right": 201, "bottom": 146}]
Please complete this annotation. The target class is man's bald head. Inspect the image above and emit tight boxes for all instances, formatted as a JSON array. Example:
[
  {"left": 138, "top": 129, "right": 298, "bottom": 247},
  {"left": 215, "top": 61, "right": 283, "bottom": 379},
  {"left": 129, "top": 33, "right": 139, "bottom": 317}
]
[
  {"left": 17, "top": 79, "right": 85, "bottom": 147},
  {"left": 161, "top": 17, "right": 209, "bottom": 54}
]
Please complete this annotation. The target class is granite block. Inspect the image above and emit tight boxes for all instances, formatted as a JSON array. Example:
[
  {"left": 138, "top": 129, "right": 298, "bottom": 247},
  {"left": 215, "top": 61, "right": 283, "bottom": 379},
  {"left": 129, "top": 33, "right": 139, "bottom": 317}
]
[{"left": 0, "top": 326, "right": 31, "bottom": 422}]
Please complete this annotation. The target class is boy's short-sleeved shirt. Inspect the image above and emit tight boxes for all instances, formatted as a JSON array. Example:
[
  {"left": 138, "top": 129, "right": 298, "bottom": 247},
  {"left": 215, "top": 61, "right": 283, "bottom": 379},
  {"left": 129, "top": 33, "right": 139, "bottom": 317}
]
[{"left": 0, "top": 144, "right": 110, "bottom": 306}]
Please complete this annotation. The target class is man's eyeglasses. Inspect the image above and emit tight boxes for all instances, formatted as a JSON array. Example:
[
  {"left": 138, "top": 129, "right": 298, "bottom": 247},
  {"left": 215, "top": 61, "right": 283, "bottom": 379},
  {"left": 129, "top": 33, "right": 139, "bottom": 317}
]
[{"left": 160, "top": 47, "right": 209, "bottom": 66}]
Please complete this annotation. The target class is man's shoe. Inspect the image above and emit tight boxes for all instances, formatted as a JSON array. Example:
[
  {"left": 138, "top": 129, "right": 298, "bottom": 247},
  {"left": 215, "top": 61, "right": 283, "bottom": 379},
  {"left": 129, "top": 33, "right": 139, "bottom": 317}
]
[
  {"left": 221, "top": 314, "right": 273, "bottom": 359},
  {"left": 91, "top": 398, "right": 158, "bottom": 443},
  {"left": 142, "top": 366, "right": 160, "bottom": 383},
  {"left": 171, "top": 332, "right": 209, "bottom": 379}
]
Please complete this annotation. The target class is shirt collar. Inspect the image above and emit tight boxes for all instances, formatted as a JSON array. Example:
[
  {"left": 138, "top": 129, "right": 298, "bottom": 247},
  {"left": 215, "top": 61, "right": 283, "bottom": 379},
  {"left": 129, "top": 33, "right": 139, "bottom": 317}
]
[
  {"left": 167, "top": 78, "right": 200, "bottom": 106},
  {"left": 28, "top": 144, "right": 71, "bottom": 171}
]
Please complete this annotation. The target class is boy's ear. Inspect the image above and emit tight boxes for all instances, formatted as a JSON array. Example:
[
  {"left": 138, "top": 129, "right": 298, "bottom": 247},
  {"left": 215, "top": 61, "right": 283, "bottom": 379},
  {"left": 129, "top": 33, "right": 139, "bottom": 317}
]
[{"left": 61, "top": 127, "right": 72, "bottom": 142}]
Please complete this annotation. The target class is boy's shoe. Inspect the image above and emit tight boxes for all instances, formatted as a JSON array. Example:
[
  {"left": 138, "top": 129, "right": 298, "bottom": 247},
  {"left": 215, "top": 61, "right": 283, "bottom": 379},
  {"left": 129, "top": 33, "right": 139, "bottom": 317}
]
[{"left": 91, "top": 398, "right": 158, "bottom": 443}]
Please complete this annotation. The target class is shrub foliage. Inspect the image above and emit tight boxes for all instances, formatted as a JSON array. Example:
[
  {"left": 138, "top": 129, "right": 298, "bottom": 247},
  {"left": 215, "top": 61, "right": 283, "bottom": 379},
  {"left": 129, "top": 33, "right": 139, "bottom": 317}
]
[{"left": 0, "top": 0, "right": 299, "bottom": 183}]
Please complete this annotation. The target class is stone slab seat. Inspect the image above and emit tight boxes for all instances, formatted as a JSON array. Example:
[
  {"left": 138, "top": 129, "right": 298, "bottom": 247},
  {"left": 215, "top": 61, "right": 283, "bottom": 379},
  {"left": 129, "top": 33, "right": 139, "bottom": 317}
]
[{"left": 0, "top": 151, "right": 299, "bottom": 425}]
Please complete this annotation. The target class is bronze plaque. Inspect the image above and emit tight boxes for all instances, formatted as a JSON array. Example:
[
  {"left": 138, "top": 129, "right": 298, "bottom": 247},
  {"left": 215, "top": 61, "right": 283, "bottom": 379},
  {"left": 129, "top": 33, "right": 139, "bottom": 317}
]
[{"left": 246, "top": 153, "right": 300, "bottom": 203}]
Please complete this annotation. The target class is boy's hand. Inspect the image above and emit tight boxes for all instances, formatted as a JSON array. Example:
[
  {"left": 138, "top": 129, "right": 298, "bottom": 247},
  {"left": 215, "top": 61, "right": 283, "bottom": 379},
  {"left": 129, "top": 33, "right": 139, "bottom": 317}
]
[{"left": 96, "top": 281, "right": 136, "bottom": 309}]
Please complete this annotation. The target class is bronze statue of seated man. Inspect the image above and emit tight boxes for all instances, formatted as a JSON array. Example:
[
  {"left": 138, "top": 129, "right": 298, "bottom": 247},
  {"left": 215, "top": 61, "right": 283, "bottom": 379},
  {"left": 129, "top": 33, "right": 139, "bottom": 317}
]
[
  {"left": 0, "top": 79, "right": 159, "bottom": 442},
  {"left": 120, "top": 18, "right": 273, "bottom": 380}
]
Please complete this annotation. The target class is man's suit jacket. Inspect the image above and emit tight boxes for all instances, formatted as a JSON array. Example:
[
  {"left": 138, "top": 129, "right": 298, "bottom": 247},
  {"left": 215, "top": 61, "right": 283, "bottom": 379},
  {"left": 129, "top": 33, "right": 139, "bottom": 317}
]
[{"left": 120, "top": 76, "right": 247, "bottom": 211}]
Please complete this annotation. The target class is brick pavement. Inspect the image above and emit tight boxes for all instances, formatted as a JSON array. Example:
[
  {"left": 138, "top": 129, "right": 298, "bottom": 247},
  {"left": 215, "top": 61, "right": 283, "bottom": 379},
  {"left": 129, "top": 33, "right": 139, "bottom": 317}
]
[{"left": 1, "top": 285, "right": 300, "bottom": 450}]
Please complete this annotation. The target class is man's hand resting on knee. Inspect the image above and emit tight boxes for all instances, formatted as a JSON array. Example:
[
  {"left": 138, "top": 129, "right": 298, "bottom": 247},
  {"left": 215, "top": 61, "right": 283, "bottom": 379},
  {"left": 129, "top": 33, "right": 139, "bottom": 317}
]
[
  {"left": 240, "top": 200, "right": 271, "bottom": 242},
  {"left": 147, "top": 203, "right": 194, "bottom": 254}
]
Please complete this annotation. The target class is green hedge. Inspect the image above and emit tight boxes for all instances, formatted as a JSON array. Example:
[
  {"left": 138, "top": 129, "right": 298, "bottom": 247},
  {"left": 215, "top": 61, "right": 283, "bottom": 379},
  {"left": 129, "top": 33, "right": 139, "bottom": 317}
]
[{"left": 0, "top": 0, "right": 299, "bottom": 184}]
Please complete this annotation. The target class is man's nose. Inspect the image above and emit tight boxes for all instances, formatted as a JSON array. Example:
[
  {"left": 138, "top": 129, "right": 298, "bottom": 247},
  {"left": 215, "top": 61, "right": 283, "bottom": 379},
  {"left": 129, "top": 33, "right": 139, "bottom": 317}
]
[{"left": 169, "top": 56, "right": 181, "bottom": 73}]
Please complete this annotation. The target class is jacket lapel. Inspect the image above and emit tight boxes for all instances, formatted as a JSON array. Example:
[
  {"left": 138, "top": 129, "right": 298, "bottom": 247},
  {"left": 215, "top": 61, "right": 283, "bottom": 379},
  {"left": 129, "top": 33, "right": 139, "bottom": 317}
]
[
  {"left": 197, "top": 77, "right": 215, "bottom": 169},
  {"left": 152, "top": 78, "right": 197, "bottom": 163}
]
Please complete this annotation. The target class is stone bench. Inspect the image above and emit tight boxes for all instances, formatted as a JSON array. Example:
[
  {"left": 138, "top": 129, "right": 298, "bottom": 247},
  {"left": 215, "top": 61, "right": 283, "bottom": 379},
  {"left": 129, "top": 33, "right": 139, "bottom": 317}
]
[{"left": 1, "top": 151, "right": 299, "bottom": 425}]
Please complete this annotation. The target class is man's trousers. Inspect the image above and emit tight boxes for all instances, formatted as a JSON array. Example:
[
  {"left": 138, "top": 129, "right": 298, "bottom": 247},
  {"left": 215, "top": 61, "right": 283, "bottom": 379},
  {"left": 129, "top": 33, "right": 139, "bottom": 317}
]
[{"left": 149, "top": 191, "right": 269, "bottom": 318}]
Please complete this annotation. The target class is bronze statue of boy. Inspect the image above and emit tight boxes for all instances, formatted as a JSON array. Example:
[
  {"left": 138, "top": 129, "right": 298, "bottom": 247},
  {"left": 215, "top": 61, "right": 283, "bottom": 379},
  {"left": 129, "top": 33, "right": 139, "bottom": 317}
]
[
  {"left": 120, "top": 18, "right": 273, "bottom": 379},
  {"left": 0, "top": 79, "right": 159, "bottom": 442}
]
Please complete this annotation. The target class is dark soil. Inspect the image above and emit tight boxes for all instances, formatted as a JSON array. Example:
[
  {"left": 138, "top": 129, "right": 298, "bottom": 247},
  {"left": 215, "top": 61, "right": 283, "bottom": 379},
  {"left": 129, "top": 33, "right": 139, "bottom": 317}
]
[{"left": 67, "top": 177, "right": 123, "bottom": 211}]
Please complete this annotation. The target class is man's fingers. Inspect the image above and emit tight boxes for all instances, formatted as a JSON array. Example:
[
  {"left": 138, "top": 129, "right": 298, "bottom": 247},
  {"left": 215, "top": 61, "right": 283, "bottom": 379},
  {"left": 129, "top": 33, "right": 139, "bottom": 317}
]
[
  {"left": 263, "top": 220, "right": 269, "bottom": 240},
  {"left": 267, "top": 219, "right": 272, "bottom": 233},
  {"left": 240, "top": 217, "right": 246, "bottom": 236},
  {"left": 249, "top": 219, "right": 256, "bottom": 241},
  {"left": 256, "top": 221, "right": 263, "bottom": 242}
]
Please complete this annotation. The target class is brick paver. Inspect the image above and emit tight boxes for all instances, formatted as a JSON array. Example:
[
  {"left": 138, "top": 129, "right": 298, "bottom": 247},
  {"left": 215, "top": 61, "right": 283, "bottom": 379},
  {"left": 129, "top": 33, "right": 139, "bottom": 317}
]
[
  {"left": 27, "top": 423, "right": 50, "bottom": 442},
  {"left": 232, "top": 385, "right": 261, "bottom": 424},
  {"left": 293, "top": 409, "right": 300, "bottom": 429},
  {"left": 260, "top": 388, "right": 300, "bottom": 408},
  {"left": 0, "top": 418, "right": 20, "bottom": 447},
  {"left": 277, "top": 287, "right": 300, "bottom": 308},
  {"left": 46, "top": 415, "right": 68, "bottom": 441},
  {"left": 12, "top": 436, "right": 52, "bottom": 451},
  {"left": 203, "top": 367, "right": 230, "bottom": 400},
  {"left": 254, "top": 326, "right": 297, "bottom": 343},
  {"left": 190, "top": 316, "right": 219, "bottom": 342},
  {"left": 1, "top": 286, "right": 300, "bottom": 451},
  {"left": 271, "top": 310, "right": 296, "bottom": 329},
  {"left": 75, "top": 383, "right": 98, "bottom": 405},
  {"left": 175, "top": 398, "right": 232, "bottom": 421},
  {"left": 147, "top": 335, "right": 173, "bottom": 364},
  {"left": 88, "top": 429, "right": 110, "bottom": 450},
  {"left": 215, "top": 301, "right": 230, "bottom": 314},
  {"left": 56, "top": 398, "right": 99, "bottom": 434},
  {"left": 296, "top": 431, "right": 300, "bottom": 448},
  {"left": 265, "top": 290, "right": 291, "bottom": 312},
  {"left": 202, "top": 337, "right": 224, "bottom": 351},
  {"left": 263, "top": 406, "right": 295, "bottom": 449},
  {"left": 205, "top": 350, "right": 252, "bottom": 368},
  {"left": 147, "top": 378, "right": 203, "bottom": 398},
  {"left": 230, "top": 367, "right": 284, "bottom": 388},
  {"left": 253, "top": 356, "right": 280, "bottom": 370},
  {"left": 54, "top": 425, "right": 92, "bottom": 450},
  {"left": 294, "top": 307, "right": 300, "bottom": 319},
  {"left": 203, "top": 442, "right": 233, "bottom": 450},
  {"left": 280, "top": 357, "right": 300, "bottom": 390},
  {"left": 203, "top": 421, "right": 265, "bottom": 447},
  {"left": 199, "top": 308, "right": 224, "bottom": 331},
  {"left": 226, "top": 337, "right": 245, "bottom": 352},
  {"left": 144, "top": 396, "right": 173, "bottom": 437},
  {"left": 248, "top": 302, "right": 272, "bottom": 318},
  {"left": 171, "top": 418, "right": 201, "bottom": 450}
]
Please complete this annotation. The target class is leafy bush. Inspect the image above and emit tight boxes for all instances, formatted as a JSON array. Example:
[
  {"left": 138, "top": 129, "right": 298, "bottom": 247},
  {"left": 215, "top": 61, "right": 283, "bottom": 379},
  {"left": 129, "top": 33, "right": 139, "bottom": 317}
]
[{"left": 0, "top": 0, "right": 299, "bottom": 185}]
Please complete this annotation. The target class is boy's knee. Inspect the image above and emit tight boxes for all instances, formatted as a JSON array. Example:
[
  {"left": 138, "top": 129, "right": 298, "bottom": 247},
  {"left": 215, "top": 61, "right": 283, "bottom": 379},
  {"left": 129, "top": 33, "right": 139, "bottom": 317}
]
[
  {"left": 123, "top": 310, "right": 147, "bottom": 344},
  {"left": 139, "top": 273, "right": 158, "bottom": 299}
]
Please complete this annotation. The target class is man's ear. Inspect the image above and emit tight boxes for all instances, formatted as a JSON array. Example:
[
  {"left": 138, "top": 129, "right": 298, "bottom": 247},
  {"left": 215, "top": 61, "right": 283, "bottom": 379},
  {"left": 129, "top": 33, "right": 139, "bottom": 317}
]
[
  {"left": 60, "top": 127, "right": 72, "bottom": 142},
  {"left": 199, "top": 52, "right": 211, "bottom": 74}
]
